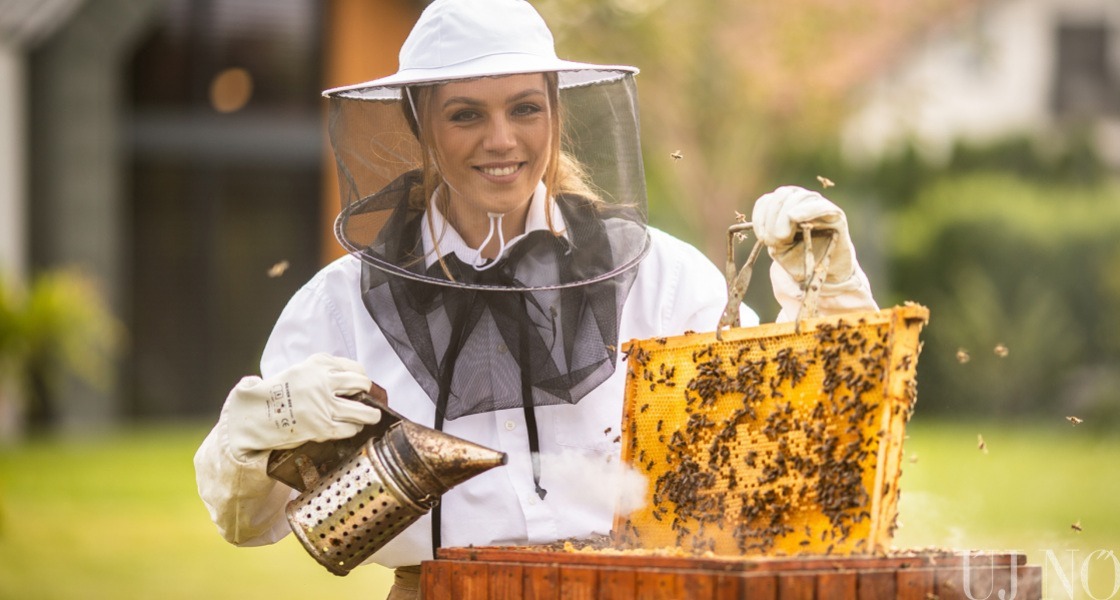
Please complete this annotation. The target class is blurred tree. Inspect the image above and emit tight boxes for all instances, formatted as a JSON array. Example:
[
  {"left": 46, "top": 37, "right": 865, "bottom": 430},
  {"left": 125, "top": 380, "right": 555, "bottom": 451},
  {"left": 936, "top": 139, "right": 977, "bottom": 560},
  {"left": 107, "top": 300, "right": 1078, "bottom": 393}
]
[
  {"left": 888, "top": 172, "right": 1120, "bottom": 421},
  {"left": 0, "top": 270, "right": 121, "bottom": 439},
  {"left": 537, "top": 0, "right": 974, "bottom": 259}
]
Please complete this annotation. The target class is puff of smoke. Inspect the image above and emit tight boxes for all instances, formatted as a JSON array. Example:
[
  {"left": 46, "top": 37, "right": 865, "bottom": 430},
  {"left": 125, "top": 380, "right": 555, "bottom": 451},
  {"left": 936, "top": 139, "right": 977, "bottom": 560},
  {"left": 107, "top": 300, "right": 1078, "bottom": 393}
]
[{"left": 541, "top": 450, "right": 648, "bottom": 515}]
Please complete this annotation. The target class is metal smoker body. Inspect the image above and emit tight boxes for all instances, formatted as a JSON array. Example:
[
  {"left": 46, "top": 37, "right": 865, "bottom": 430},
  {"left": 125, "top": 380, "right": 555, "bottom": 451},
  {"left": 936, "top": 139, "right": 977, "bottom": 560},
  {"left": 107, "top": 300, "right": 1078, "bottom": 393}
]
[{"left": 267, "top": 390, "right": 507, "bottom": 575}]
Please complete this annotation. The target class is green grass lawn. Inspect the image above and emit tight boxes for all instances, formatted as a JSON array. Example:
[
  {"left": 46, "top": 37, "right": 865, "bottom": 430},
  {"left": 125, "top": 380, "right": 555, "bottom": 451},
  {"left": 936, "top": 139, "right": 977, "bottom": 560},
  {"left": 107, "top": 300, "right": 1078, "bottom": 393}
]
[
  {"left": 895, "top": 418, "right": 1120, "bottom": 600},
  {"left": 0, "top": 417, "right": 1116, "bottom": 599},
  {"left": 0, "top": 424, "right": 393, "bottom": 600}
]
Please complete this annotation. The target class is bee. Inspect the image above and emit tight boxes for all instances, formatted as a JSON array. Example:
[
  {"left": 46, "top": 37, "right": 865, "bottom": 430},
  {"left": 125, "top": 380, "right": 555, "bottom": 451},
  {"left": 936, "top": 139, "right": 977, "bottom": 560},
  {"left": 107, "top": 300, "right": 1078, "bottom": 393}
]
[
  {"left": 994, "top": 343, "right": 1009, "bottom": 358},
  {"left": 1071, "top": 520, "right": 1083, "bottom": 532},
  {"left": 1066, "top": 416, "right": 1083, "bottom": 426},
  {"left": 816, "top": 175, "right": 835, "bottom": 189},
  {"left": 956, "top": 348, "right": 971, "bottom": 364},
  {"left": 267, "top": 260, "right": 290, "bottom": 278},
  {"left": 977, "top": 434, "right": 988, "bottom": 454},
  {"left": 604, "top": 426, "right": 612, "bottom": 435},
  {"left": 670, "top": 150, "right": 683, "bottom": 161}
]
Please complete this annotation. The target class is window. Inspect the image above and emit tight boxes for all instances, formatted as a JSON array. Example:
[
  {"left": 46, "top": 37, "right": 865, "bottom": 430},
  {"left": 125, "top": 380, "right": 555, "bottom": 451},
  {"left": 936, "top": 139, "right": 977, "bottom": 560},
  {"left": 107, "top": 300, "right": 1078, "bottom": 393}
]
[{"left": 1052, "top": 22, "right": 1120, "bottom": 119}]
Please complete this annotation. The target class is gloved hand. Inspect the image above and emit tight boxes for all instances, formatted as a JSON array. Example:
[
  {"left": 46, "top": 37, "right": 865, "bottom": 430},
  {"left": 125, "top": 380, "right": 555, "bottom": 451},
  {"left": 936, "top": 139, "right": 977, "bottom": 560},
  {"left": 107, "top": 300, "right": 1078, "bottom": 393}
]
[
  {"left": 751, "top": 186, "right": 856, "bottom": 285},
  {"left": 221, "top": 353, "right": 381, "bottom": 461}
]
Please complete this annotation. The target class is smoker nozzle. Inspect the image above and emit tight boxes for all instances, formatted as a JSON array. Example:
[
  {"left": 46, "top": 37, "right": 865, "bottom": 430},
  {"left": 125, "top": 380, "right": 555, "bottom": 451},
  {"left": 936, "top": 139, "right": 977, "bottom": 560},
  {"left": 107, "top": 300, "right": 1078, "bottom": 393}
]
[{"left": 382, "top": 420, "right": 509, "bottom": 507}]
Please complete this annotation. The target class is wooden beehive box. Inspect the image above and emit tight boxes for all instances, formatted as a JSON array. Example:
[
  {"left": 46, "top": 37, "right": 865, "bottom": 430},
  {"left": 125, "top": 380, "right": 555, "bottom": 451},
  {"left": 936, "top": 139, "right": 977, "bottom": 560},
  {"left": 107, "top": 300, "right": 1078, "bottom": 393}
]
[
  {"left": 422, "top": 546, "right": 1041, "bottom": 600},
  {"left": 613, "top": 304, "right": 929, "bottom": 557}
]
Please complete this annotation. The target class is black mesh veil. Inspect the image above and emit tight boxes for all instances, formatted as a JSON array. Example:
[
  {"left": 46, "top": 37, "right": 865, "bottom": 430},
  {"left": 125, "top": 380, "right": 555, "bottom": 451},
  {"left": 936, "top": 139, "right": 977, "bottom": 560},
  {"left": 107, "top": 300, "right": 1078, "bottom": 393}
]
[{"left": 324, "top": 72, "right": 649, "bottom": 421}]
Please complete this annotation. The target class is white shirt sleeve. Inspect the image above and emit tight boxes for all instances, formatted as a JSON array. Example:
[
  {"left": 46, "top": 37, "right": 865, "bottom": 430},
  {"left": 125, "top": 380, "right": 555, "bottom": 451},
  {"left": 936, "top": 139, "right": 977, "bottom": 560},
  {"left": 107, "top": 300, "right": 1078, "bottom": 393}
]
[
  {"left": 193, "top": 257, "right": 359, "bottom": 547},
  {"left": 193, "top": 420, "right": 295, "bottom": 546}
]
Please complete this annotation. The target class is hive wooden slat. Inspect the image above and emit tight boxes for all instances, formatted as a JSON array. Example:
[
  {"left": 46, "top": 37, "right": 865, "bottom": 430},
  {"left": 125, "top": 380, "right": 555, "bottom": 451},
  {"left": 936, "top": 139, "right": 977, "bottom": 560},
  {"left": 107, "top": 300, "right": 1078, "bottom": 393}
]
[
  {"left": 450, "top": 561, "right": 488, "bottom": 599},
  {"left": 896, "top": 567, "right": 936, "bottom": 600},
  {"left": 816, "top": 571, "right": 857, "bottom": 599},
  {"left": 559, "top": 565, "right": 598, "bottom": 600},
  {"left": 596, "top": 567, "right": 636, "bottom": 600},
  {"left": 856, "top": 570, "right": 896, "bottom": 599},
  {"left": 523, "top": 563, "right": 560, "bottom": 600},
  {"left": 488, "top": 562, "right": 523, "bottom": 600}
]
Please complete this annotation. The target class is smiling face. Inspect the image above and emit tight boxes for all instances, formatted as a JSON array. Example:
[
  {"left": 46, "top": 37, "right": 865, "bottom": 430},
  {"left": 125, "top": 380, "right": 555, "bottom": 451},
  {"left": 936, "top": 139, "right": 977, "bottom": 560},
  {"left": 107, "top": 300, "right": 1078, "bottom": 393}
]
[{"left": 425, "top": 73, "right": 554, "bottom": 249}]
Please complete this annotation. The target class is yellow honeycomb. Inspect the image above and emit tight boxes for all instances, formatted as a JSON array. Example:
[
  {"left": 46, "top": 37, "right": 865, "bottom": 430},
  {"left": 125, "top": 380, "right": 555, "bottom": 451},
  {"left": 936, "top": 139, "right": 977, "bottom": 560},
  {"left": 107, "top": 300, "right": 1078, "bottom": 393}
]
[{"left": 613, "top": 305, "right": 928, "bottom": 557}]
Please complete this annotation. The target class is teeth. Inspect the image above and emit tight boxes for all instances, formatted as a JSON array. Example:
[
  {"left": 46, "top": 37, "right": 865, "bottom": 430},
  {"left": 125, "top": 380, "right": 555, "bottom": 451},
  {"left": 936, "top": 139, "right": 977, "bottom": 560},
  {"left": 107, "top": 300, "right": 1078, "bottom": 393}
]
[{"left": 481, "top": 165, "right": 518, "bottom": 177}]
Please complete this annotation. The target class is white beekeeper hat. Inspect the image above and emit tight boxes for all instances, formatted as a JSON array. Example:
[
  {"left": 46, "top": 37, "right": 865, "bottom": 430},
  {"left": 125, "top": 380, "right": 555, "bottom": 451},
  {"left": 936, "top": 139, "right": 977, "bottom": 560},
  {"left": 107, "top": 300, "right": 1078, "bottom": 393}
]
[
  {"left": 323, "top": 0, "right": 649, "bottom": 291},
  {"left": 323, "top": 0, "right": 638, "bottom": 100}
]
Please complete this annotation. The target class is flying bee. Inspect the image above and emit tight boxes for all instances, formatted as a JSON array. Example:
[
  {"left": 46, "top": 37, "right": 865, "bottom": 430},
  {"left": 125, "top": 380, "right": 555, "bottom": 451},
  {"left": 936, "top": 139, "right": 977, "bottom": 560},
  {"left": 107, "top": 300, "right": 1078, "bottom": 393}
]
[
  {"left": 956, "top": 348, "right": 971, "bottom": 364},
  {"left": 977, "top": 434, "right": 988, "bottom": 454},
  {"left": 816, "top": 175, "right": 835, "bottom": 189},
  {"left": 670, "top": 150, "right": 683, "bottom": 160},
  {"left": 267, "top": 260, "right": 290, "bottom": 278},
  {"left": 1071, "top": 520, "right": 1083, "bottom": 532},
  {"left": 1066, "top": 416, "right": 1083, "bottom": 426},
  {"left": 994, "top": 343, "right": 1009, "bottom": 358}
]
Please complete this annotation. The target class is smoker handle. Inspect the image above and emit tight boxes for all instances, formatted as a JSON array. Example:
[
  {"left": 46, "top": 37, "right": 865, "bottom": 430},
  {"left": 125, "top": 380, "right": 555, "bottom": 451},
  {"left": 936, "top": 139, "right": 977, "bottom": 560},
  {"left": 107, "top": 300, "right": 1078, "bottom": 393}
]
[
  {"left": 716, "top": 222, "right": 837, "bottom": 340},
  {"left": 265, "top": 383, "right": 404, "bottom": 492}
]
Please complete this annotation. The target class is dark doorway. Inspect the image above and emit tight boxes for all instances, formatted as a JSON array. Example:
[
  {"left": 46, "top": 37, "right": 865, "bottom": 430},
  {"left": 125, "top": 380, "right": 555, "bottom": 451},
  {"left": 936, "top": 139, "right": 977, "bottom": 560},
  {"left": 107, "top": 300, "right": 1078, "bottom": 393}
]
[{"left": 126, "top": 0, "right": 326, "bottom": 417}]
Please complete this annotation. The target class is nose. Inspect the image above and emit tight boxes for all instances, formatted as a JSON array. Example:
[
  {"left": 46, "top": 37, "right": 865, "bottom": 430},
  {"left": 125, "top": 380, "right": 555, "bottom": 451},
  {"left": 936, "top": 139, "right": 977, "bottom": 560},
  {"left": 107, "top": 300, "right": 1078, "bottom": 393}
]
[{"left": 482, "top": 115, "right": 516, "bottom": 152}]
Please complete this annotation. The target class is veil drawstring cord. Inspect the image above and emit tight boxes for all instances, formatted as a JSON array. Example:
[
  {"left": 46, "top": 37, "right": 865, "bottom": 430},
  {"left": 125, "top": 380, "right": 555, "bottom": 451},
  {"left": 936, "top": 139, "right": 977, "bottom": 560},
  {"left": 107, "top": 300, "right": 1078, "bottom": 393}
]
[{"left": 472, "top": 212, "right": 508, "bottom": 271}]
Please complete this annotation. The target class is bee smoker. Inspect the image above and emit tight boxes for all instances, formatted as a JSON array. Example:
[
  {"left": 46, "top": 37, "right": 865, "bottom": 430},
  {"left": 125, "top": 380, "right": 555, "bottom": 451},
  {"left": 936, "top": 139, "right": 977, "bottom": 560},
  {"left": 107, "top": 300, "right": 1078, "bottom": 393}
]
[{"left": 266, "top": 388, "right": 507, "bottom": 576}]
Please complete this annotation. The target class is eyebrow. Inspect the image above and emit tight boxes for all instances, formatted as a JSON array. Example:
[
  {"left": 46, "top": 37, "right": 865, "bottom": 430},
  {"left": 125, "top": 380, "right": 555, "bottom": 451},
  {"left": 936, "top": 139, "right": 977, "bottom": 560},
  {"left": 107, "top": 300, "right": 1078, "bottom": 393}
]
[{"left": 441, "top": 88, "right": 547, "bottom": 110}]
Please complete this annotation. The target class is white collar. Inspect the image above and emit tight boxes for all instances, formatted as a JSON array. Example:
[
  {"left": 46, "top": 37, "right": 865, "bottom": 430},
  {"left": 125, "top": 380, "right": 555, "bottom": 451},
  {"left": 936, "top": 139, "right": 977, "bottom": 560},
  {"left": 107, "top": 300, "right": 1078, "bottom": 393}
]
[{"left": 420, "top": 181, "right": 569, "bottom": 269}]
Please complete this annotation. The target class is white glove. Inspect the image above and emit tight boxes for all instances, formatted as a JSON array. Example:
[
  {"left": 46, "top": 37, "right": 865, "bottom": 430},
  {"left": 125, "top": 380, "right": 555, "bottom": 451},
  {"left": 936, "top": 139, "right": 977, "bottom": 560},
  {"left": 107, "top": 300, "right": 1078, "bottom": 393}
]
[
  {"left": 221, "top": 353, "right": 381, "bottom": 461},
  {"left": 752, "top": 186, "right": 856, "bottom": 285}
]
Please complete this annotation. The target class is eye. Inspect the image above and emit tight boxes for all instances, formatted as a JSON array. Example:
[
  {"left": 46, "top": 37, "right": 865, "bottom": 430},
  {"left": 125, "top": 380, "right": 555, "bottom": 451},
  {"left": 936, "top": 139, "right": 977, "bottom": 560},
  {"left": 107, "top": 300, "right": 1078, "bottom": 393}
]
[
  {"left": 449, "top": 109, "right": 480, "bottom": 123},
  {"left": 512, "top": 103, "right": 543, "bottom": 117}
]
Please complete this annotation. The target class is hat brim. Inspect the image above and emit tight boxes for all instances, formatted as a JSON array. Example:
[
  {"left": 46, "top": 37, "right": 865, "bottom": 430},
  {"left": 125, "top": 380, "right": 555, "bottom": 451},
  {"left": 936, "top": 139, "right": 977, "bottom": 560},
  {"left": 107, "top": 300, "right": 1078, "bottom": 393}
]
[{"left": 323, "top": 55, "right": 638, "bottom": 101}]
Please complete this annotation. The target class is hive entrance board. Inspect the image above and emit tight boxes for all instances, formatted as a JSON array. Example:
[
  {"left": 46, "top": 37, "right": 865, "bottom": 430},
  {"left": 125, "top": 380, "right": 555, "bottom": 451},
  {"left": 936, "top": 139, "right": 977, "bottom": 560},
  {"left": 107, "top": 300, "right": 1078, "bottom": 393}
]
[{"left": 614, "top": 305, "right": 928, "bottom": 557}]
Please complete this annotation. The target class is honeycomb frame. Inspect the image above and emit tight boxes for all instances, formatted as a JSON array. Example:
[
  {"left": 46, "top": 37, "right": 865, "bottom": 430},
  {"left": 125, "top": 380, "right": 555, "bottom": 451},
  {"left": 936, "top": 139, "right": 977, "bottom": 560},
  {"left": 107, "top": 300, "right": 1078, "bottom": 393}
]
[{"left": 613, "top": 305, "right": 929, "bottom": 557}]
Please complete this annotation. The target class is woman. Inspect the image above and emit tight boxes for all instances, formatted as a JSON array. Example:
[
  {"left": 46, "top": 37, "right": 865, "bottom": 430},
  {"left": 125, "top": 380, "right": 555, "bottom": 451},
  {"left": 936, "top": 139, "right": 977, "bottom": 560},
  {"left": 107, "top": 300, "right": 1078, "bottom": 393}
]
[{"left": 194, "top": 0, "right": 878, "bottom": 597}]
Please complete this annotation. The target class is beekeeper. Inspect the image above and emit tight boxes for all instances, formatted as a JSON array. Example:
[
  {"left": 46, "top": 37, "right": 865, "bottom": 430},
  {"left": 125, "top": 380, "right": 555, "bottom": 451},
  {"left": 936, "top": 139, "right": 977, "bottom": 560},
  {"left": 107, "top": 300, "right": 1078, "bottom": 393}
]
[{"left": 194, "top": 0, "right": 877, "bottom": 597}]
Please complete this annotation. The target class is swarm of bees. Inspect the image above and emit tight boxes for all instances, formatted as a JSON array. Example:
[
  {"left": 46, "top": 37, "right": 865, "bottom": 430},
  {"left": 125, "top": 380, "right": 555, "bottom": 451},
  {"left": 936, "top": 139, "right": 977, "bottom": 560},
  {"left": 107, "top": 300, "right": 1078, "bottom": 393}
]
[{"left": 614, "top": 306, "right": 928, "bottom": 557}]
